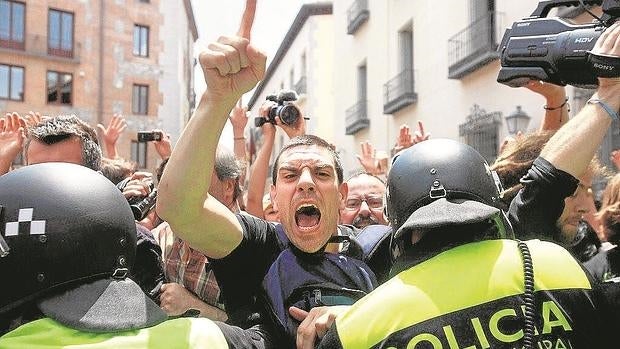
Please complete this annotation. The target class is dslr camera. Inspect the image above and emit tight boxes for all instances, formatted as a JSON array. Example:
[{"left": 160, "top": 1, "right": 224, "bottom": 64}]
[
  {"left": 116, "top": 177, "right": 158, "bottom": 221},
  {"left": 497, "top": 0, "right": 620, "bottom": 88},
  {"left": 254, "top": 90, "right": 301, "bottom": 127}
]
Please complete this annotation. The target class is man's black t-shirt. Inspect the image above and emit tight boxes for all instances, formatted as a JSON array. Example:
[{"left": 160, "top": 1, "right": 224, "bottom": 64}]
[
  {"left": 211, "top": 213, "right": 369, "bottom": 328},
  {"left": 210, "top": 213, "right": 389, "bottom": 328}
]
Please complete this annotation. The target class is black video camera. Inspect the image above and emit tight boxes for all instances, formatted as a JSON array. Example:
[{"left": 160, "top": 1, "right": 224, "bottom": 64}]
[
  {"left": 497, "top": 0, "right": 620, "bottom": 88},
  {"left": 254, "top": 90, "right": 301, "bottom": 127}
]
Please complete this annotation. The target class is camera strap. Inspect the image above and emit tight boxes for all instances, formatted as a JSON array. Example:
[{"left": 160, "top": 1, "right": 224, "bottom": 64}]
[{"left": 588, "top": 52, "right": 620, "bottom": 78}]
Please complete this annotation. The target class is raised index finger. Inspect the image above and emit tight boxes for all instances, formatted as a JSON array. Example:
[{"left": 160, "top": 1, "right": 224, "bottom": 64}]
[{"left": 237, "top": 0, "right": 256, "bottom": 40}]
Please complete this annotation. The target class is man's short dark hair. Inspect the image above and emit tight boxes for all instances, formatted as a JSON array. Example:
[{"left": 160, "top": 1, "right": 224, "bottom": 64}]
[
  {"left": 24, "top": 115, "right": 102, "bottom": 171},
  {"left": 272, "top": 135, "right": 343, "bottom": 185}
]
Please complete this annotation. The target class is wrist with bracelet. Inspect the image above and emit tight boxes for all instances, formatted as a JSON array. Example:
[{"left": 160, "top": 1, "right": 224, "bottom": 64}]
[
  {"left": 588, "top": 98, "right": 620, "bottom": 122},
  {"left": 544, "top": 97, "right": 570, "bottom": 112}
]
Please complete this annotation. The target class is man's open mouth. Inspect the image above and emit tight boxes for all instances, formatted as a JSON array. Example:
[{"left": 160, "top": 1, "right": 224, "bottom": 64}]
[{"left": 295, "top": 204, "right": 321, "bottom": 229}]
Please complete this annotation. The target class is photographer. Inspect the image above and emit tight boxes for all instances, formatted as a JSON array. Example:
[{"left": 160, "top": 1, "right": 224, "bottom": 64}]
[{"left": 245, "top": 94, "right": 306, "bottom": 219}]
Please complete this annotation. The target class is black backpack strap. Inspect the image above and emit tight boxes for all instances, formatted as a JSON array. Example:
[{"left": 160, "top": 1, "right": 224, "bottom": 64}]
[{"left": 351, "top": 225, "right": 394, "bottom": 283}]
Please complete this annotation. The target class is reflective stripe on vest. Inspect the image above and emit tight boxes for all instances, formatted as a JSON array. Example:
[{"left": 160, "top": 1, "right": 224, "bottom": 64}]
[
  {"left": 334, "top": 239, "right": 591, "bottom": 348},
  {"left": 0, "top": 317, "right": 229, "bottom": 349}
]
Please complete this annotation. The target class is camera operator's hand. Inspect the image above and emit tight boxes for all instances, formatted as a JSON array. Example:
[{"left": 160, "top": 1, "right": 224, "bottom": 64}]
[
  {"left": 198, "top": 0, "right": 265, "bottom": 103},
  {"left": 274, "top": 102, "right": 306, "bottom": 139},
  {"left": 524, "top": 81, "right": 568, "bottom": 131},
  {"left": 152, "top": 129, "right": 172, "bottom": 160},
  {"left": 593, "top": 22, "right": 620, "bottom": 90},
  {"left": 122, "top": 172, "right": 154, "bottom": 200}
]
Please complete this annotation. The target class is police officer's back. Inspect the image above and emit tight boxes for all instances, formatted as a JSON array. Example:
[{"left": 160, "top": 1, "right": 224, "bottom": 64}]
[{"left": 319, "top": 140, "right": 618, "bottom": 349}]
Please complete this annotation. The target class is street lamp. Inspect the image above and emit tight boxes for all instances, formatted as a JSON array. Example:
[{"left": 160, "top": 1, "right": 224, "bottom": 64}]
[{"left": 505, "top": 105, "right": 531, "bottom": 135}]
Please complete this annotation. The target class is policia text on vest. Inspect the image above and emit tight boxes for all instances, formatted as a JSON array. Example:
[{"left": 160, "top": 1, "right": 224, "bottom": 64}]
[{"left": 320, "top": 240, "right": 607, "bottom": 349}]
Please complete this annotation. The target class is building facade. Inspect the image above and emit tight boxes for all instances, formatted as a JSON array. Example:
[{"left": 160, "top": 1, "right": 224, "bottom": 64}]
[
  {"left": 248, "top": 0, "right": 616, "bottom": 182},
  {"left": 247, "top": 2, "right": 334, "bottom": 170},
  {"left": 0, "top": 0, "right": 197, "bottom": 172}
]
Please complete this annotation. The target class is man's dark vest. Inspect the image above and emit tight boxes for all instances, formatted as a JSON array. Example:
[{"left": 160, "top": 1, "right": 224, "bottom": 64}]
[{"left": 262, "top": 224, "right": 392, "bottom": 347}]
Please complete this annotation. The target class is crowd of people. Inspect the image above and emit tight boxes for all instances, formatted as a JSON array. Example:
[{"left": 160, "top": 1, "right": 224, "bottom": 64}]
[{"left": 2, "top": 1, "right": 620, "bottom": 348}]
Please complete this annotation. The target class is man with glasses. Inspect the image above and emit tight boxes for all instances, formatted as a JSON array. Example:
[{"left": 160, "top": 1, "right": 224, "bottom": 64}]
[{"left": 340, "top": 172, "right": 388, "bottom": 229}]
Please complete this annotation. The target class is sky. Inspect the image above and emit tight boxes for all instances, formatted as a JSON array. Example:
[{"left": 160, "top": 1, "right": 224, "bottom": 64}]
[
  {"left": 190, "top": 0, "right": 308, "bottom": 97},
  {"left": 189, "top": 0, "right": 308, "bottom": 147}
]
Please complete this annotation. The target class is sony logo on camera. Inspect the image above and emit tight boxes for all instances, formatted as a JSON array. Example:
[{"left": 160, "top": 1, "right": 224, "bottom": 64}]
[{"left": 593, "top": 63, "right": 614, "bottom": 71}]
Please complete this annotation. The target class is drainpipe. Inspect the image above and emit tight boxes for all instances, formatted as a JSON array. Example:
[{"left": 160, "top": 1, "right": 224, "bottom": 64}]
[{"left": 97, "top": 0, "right": 105, "bottom": 125}]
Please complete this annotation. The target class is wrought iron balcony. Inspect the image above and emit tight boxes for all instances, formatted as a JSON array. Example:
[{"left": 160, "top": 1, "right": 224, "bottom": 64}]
[
  {"left": 294, "top": 76, "right": 307, "bottom": 95},
  {"left": 0, "top": 34, "right": 81, "bottom": 63},
  {"left": 447, "top": 11, "right": 501, "bottom": 79},
  {"left": 383, "top": 69, "right": 416, "bottom": 114},
  {"left": 347, "top": 0, "right": 369, "bottom": 35},
  {"left": 458, "top": 104, "right": 501, "bottom": 163},
  {"left": 345, "top": 99, "right": 369, "bottom": 135}
]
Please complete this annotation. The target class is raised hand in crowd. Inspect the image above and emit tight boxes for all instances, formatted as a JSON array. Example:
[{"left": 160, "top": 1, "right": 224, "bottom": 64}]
[
  {"left": 159, "top": 282, "right": 228, "bottom": 321},
  {"left": 356, "top": 141, "right": 388, "bottom": 176},
  {"left": 96, "top": 113, "right": 127, "bottom": 159},
  {"left": 158, "top": 0, "right": 266, "bottom": 259},
  {"left": 391, "top": 121, "right": 430, "bottom": 156},
  {"left": 524, "top": 80, "right": 569, "bottom": 131},
  {"left": 23, "top": 110, "right": 43, "bottom": 127},
  {"left": 0, "top": 113, "right": 26, "bottom": 176},
  {"left": 229, "top": 98, "right": 249, "bottom": 160},
  {"left": 245, "top": 101, "right": 277, "bottom": 218},
  {"left": 152, "top": 129, "right": 172, "bottom": 160}
]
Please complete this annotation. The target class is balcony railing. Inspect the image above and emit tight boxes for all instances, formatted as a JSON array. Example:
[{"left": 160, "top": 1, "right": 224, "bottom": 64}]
[
  {"left": 345, "top": 99, "right": 369, "bottom": 135},
  {"left": 0, "top": 34, "right": 81, "bottom": 63},
  {"left": 458, "top": 105, "right": 501, "bottom": 163},
  {"left": 383, "top": 69, "right": 416, "bottom": 114},
  {"left": 294, "top": 76, "right": 307, "bottom": 95},
  {"left": 347, "top": 0, "right": 369, "bottom": 35},
  {"left": 447, "top": 11, "right": 502, "bottom": 79}
]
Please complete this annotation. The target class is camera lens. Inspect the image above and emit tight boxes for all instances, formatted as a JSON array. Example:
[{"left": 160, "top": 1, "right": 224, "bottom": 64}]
[{"left": 279, "top": 105, "right": 299, "bottom": 125}]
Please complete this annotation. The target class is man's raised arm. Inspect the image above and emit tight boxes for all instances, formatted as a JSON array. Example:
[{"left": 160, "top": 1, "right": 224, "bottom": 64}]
[{"left": 157, "top": 0, "right": 265, "bottom": 259}]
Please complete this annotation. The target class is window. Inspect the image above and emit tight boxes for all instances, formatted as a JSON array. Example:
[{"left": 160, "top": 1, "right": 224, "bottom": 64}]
[
  {"left": 47, "top": 71, "right": 72, "bottom": 105},
  {"left": 133, "top": 25, "right": 149, "bottom": 57},
  {"left": 458, "top": 105, "right": 501, "bottom": 163},
  {"left": 0, "top": 0, "right": 25, "bottom": 49},
  {"left": 48, "top": 9, "right": 74, "bottom": 57},
  {"left": 131, "top": 140, "right": 147, "bottom": 168},
  {"left": 0, "top": 64, "right": 24, "bottom": 101},
  {"left": 132, "top": 84, "right": 149, "bottom": 115},
  {"left": 399, "top": 27, "right": 413, "bottom": 72}
]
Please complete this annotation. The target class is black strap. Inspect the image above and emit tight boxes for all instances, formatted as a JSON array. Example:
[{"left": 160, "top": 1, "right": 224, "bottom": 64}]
[{"left": 588, "top": 52, "right": 620, "bottom": 78}]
